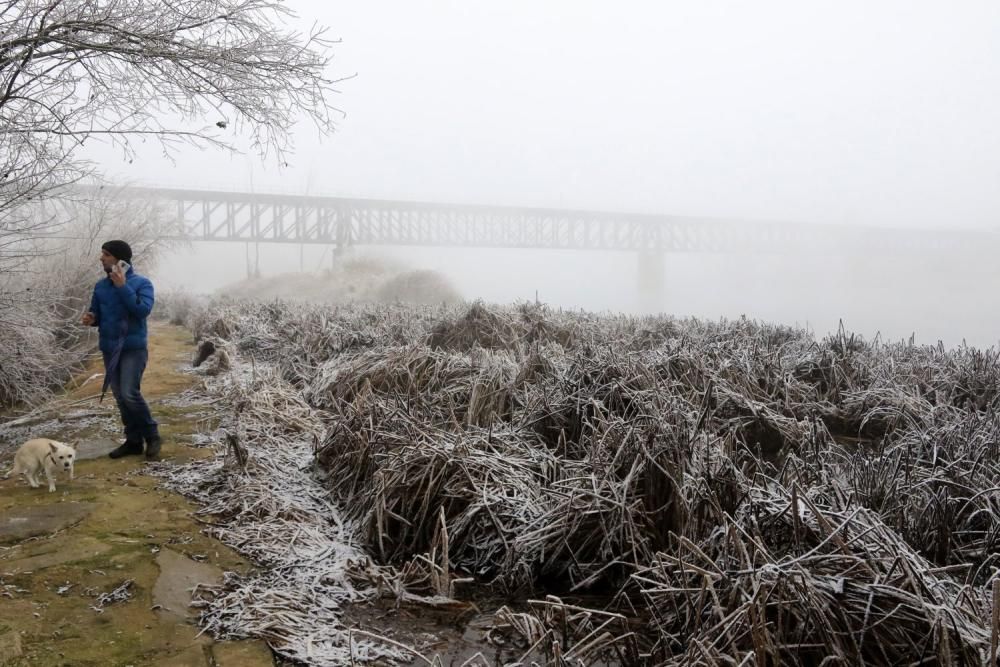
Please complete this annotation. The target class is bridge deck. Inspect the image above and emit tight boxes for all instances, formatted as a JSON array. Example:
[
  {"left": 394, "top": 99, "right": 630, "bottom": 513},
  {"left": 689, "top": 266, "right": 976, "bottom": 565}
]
[{"left": 69, "top": 185, "right": 995, "bottom": 255}]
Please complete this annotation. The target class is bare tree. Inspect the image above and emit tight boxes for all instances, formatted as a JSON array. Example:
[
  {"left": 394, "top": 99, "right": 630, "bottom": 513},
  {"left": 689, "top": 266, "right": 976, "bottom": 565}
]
[
  {"left": 0, "top": 0, "right": 341, "bottom": 259},
  {"left": 1, "top": 0, "right": 339, "bottom": 156}
]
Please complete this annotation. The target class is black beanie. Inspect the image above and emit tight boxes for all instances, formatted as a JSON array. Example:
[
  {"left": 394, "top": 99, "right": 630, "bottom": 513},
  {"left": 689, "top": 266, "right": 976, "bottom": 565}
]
[{"left": 101, "top": 240, "right": 132, "bottom": 263}]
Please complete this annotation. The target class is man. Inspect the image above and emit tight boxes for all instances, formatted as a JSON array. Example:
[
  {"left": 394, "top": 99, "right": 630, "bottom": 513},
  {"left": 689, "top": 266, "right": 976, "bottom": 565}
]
[{"left": 81, "top": 240, "right": 161, "bottom": 460}]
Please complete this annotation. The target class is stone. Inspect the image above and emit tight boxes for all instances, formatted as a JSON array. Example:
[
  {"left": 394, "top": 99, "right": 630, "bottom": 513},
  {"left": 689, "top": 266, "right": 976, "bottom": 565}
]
[
  {"left": 0, "top": 629, "right": 22, "bottom": 664},
  {"left": 75, "top": 438, "right": 121, "bottom": 460},
  {"left": 0, "top": 536, "right": 110, "bottom": 574},
  {"left": 153, "top": 549, "right": 223, "bottom": 620},
  {"left": 212, "top": 640, "right": 274, "bottom": 666},
  {"left": 0, "top": 502, "right": 95, "bottom": 544}
]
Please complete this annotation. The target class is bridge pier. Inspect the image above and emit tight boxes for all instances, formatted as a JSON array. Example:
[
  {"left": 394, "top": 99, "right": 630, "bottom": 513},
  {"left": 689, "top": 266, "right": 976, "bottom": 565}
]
[
  {"left": 245, "top": 242, "right": 261, "bottom": 279},
  {"left": 637, "top": 251, "right": 665, "bottom": 311}
]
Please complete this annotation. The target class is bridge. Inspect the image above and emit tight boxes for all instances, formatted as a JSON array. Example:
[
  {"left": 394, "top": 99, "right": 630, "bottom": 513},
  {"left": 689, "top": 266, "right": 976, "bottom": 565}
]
[
  {"left": 89, "top": 185, "right": 984, "bottom": 255},
  {"left": 66, "top": 184, "right": 1000, "bottom": 300}
]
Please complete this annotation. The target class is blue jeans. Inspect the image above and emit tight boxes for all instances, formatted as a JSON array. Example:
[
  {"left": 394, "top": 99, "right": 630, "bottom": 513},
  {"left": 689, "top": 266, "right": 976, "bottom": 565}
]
[{"left": 103, "top": 348, "right": 159, "bottom": 444}]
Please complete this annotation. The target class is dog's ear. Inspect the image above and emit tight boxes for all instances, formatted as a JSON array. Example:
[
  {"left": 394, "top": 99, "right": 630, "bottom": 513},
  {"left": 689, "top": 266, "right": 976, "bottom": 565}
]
[
  {"left": 49, "top": 442, "right": 58, "bottom": 454},
  {"left": 68, "top": 441, "right": 78, "bottom": 451}
]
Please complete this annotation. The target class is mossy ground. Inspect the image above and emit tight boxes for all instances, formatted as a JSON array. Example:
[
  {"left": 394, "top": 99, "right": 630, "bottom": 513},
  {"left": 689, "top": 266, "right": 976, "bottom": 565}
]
[{"left": 0, "top": 324, "right": 270, "bottom": 667}]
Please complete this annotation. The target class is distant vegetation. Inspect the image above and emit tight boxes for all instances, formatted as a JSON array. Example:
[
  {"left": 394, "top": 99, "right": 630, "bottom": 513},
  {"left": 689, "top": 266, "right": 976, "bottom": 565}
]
[
  {"left": 0, "top": 196, "right": 173, "bottom": 408},
  {"left": 216, "top": 256, "right": 463, "bottom": 305}
]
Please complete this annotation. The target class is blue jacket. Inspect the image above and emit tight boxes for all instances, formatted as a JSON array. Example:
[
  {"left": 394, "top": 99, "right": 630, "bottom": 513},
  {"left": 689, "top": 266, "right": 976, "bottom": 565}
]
[{"left": 88, "top": 267, "right": 155, "bottom": 353}]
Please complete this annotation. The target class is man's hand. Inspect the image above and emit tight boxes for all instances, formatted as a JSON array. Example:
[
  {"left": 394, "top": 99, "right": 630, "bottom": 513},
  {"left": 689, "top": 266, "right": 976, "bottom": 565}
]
[
  {"left": 109, "top": 266, "right": 126, "bottom": 288},
  {"left": 81, "top": 312, "right": 95, "bottom": 326}
]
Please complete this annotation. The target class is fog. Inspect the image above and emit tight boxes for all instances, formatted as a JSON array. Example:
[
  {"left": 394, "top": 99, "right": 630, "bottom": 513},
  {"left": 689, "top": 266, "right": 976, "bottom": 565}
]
[{"left": 81, "top": 1, "right": 1000, "bottom": 347}]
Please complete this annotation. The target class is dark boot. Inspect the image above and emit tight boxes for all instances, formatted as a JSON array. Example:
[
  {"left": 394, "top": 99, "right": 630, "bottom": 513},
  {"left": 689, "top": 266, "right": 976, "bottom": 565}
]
[
  {"left": 109, "top": 440, "right": 144, "bottom": 459},
  {"left": 145, "top": 435, "right": 162, "bottom": 461}
]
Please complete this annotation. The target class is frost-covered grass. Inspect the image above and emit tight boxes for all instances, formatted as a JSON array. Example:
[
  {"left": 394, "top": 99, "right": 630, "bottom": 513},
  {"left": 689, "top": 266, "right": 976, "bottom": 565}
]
[{"left": 164, "top": 298, "right": 1000, "bottom": 665}]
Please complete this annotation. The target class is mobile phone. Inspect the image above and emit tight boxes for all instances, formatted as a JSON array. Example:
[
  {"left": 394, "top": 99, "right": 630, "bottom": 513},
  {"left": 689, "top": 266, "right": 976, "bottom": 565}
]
[{"left": 116, "top": 260, "right": 130, "bottom": 273}]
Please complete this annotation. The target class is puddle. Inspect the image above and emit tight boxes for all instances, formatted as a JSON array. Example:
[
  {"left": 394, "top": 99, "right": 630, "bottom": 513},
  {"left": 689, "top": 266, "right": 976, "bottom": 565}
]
[{"left": 346, "top": 593, "right": 623, "bottom": 666}]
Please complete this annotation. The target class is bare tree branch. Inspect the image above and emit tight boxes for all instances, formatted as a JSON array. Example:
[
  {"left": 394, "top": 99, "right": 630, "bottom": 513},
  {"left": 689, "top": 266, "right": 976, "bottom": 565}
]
[{"left": 0, "top": 0, "right": 342, "bottom": 227}]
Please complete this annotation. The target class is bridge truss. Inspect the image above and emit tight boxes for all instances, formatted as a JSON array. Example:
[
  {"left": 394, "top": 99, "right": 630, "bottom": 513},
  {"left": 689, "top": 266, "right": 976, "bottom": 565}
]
[{"left": 98, "top": 186, "right": 965, "bottom": 256}]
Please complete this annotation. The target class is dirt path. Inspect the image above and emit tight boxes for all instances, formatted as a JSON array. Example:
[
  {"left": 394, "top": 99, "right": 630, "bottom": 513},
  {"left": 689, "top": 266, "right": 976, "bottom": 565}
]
[{"left": 0, "top": 323, "right": 274, "bottom": 667}]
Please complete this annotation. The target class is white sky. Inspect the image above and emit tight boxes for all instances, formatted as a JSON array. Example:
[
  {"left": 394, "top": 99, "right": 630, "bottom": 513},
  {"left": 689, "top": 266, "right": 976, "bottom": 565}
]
[
  {"left": 87, "top": 0, "right": 1000, "bottom": 229},
  {"left": 77, "top": 1, "right": 1000, "bottom": 346}
]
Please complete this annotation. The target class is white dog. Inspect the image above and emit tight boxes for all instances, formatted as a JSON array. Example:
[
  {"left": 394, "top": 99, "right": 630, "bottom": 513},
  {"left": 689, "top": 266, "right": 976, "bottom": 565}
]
[{"left": 6, "top": 439, "right": 76, "bottom": 492}]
